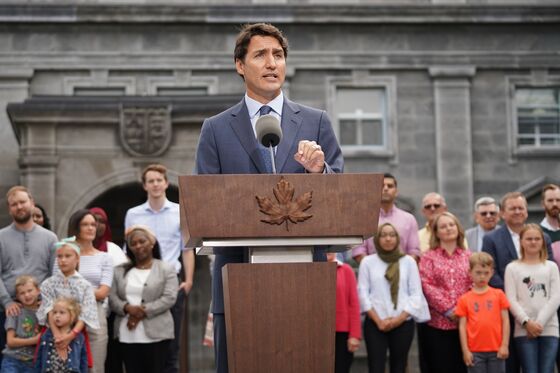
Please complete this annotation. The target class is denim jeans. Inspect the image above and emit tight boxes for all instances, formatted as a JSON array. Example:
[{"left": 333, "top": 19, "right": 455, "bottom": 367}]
[
  {"left": 0, "top": 356, "right": 34, "bottom": 373},
  {"left": 515, "top": 336, "right": 559, "bottom": 373}
]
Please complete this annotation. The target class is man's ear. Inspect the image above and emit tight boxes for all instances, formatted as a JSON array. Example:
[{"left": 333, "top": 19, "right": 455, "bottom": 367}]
[{"left": 235, "top": 58, "right": 245, "bottom": 78}]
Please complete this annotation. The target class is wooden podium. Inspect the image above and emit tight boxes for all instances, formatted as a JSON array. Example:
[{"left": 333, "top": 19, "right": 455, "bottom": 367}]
[{"left": 179, "top": 173, "right": 382, "bottom": 373}]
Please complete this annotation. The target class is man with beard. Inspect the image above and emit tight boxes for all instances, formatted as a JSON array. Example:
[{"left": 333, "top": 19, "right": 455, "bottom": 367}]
[
  {"left": 351, "top": 173, "right": 420, "bottom": 263},
  {"left": 0, "top": 186, "right": 57, "bottom": 364},
  {"left": 541, "top": 184, "right": 560, "bottom": 252}
]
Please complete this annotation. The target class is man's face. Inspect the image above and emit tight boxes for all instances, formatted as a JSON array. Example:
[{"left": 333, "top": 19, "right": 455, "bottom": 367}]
[
  {"left": 422, "top": 195, "right": 447, "bottom": 224},
  {"left": 381, "top": 177, "right": 398, "bottom": 204},
  {"left": 475, "top": 203, "right": 500, "bottom": 231},
  {"left": 501, "top": 196, "right": 528, "bottom": 229},
  {"left": 143, "top": 170, "right": 169, "bottom": 199},
  {"left": 7, "top": 191, "right": 34, "bottom": 224},
  {"left": 235, "top": 35, "right": 286, "bottom": 104},
  {"left": 542, "top": 188, "right": 560, "bottom": 219}
]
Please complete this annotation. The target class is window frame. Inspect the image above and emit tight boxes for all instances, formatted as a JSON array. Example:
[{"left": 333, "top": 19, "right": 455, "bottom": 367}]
[
  {"left": 327, "top": 75, "right": 397, "bottom": 160},
  {"left": 507, "top": 74, "right": 560, "bottom": 159}
]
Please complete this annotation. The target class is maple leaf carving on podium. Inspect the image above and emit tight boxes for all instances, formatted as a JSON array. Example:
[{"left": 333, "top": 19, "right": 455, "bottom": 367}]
[{"left": 255, "top": 177, "right": 313, "bottom": 231}]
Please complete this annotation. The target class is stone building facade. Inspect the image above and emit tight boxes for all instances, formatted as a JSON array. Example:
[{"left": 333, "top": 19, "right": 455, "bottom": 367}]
[{"left": 1, "top": 1, "right": 559, "bottom": 370}]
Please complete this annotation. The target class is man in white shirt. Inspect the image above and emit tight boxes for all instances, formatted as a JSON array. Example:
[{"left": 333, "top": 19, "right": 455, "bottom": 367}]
[{"left": 124, "top": 164, "right": 194, "bottom": 373}]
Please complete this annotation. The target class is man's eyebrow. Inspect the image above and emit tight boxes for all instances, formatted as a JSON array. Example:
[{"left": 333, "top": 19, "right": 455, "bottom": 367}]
[{"left": 251, "top": 47, "right": 284, "bottom": 55}]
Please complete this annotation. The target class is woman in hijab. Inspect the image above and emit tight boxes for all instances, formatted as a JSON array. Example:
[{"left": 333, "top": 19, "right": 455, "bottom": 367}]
[
  {"left": 90, "top": 207, "right": 128, "bottom": 267},
  {"left": 358, "top": 222, "right": 430, "bottom": 373}
]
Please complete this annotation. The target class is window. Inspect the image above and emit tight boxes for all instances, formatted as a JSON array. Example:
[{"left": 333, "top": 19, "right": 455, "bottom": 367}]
[
  {"left": 515, "top": 88, "right": 560, "bottom": 147},
  {"left": 334, "top": 87, "right": 388, "bottom": 150}
]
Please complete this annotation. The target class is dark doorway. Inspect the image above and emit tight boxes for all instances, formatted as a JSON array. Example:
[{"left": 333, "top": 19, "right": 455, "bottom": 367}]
[{"left": 86, "top": 182, "right": 179, "bottom": 247}]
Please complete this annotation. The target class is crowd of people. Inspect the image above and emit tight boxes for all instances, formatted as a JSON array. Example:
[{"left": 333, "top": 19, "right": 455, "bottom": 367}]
[
  {"left": 0, "top": 173, "right": 559, "bottom": 373},
  {"left": 333, "top": 174, "right": 560, "bottom": 373},
  {"left": 0, "top": 163, "right": 194, "bottom": 373}
]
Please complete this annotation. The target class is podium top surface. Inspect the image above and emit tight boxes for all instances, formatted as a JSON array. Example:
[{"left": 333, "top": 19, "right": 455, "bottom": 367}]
[{"left": 179, "top": 173, "right": 382, "bottom": 248}]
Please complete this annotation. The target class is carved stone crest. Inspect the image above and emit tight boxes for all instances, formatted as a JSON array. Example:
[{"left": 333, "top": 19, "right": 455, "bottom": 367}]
[
  {"left": 120, "top": 105, "right": 172, "bottom": 157},
  {"left": 255, "top": 177, "right": 313, "bottom": 231}
]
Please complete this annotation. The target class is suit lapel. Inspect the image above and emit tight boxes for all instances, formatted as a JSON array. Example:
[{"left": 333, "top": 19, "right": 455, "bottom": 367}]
[
  {"left": 501, "top": 226, "right": 519, "bottom": 260},
  {"left": 229, "top": 100, "right": 267, "bottom": 173},
  {"left": 276, "top": 99, "right": 302, "bottom": 172}
]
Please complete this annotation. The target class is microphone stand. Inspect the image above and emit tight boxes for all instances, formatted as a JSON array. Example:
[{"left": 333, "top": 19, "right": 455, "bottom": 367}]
[{"left": 268, "top": 143, "right": 277, "bottom": 174}]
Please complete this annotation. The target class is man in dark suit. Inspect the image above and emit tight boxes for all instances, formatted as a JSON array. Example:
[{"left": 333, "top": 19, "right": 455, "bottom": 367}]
[
  {"left": 195, "top": 23, "right": 343, "bottom": 373},
  {"left": 482, "top": 191, "right": 553, "bottom": 373}
]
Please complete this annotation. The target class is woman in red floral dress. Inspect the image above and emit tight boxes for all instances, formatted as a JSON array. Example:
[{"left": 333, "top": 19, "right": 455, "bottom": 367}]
[{"left": 419, "top": 212, "right": 471, "bottom": 373}]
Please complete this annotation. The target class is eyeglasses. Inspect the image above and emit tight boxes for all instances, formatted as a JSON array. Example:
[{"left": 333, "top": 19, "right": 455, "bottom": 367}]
[
  {"left": 423, "top": 204, "right": 441, "bottom": 210},
  {"left": 479, "top": 211, "right": 498, "bottom": 217},
  {"left": 379, "top": 232, "right": 397, "bottom": 238}
]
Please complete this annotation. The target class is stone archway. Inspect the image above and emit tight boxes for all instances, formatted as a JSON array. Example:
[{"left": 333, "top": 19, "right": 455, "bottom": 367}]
[{"left": 85, "top": 181, "right": 179, "bottom": 247}]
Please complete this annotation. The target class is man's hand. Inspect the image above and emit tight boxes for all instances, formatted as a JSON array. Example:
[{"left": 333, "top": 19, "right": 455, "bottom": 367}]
[
  {"left": 5, "top": 302, "right": 21, "bottom": 317},
  {"left": 294, "top": 140, "right": 325, "bottom": 173}
]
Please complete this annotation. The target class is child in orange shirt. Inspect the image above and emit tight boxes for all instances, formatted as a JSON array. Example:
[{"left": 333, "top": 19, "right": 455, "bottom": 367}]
[{"left": 456, "top": 252, "right": 510, "bottom": 373}]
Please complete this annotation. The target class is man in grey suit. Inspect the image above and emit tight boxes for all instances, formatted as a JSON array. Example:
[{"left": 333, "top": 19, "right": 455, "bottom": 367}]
[
  {"left": 195, "top": 23, "right": 343, "bottom": 373},
  {"left": 465, "top": 196, "right": 500, "bottom": 252}
]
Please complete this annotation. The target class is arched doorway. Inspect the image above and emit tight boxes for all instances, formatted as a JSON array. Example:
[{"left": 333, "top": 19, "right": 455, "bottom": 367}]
[{"left": 85, "top": 182, "right": 179, "bottom": 247}]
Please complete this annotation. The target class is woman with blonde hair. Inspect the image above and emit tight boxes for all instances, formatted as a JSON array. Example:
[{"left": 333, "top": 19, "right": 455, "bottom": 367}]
[{"left": 419, "top": 212, "right": 471, "bottom": 373}]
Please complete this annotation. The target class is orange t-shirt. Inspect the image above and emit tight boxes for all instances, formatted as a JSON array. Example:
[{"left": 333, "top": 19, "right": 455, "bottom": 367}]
[{"left": 455, "top": 287, "right": 510, "bottom": 352}]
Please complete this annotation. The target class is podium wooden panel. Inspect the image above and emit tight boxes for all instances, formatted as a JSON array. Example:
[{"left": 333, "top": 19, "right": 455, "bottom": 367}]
[
  {"left": 178, "top": 173, "right": 382, "bottom": 372},
  {"left": 179, "top": 173, "right": 383, "bottom": 248},
  {"left": 222, "top": 262, "right": 336, "bottom": 373}
]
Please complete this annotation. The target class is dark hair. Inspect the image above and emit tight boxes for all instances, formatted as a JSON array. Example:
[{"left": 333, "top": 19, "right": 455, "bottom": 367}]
[
  {"left": 67, "top": 209, "right": 95, "bottom": 238},
  {"left": 123, "top": 235, "right": 162, "bottom": 274},
  {"left": 383, "top": 173, "right": 397, "bottom": 188},
  {"left": 234, "top": 23, "right": 289, "bottom": 64},
  {"left": 34, "top": 203, "right": 52, "bottom": 230}
]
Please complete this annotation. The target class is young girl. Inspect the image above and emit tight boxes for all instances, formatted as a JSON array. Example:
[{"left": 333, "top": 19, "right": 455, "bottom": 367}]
[
  {"left": 505, "top": 224, "right": 560, "bottom": 373},
  {"left": 36, "top": 237, "right": 99, "bottom": 367},
  {"left": 36, "top": 297, "right": 88, "bottom": 373}
]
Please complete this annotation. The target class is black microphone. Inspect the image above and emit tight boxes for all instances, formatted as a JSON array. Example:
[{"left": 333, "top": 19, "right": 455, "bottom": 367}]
[{"left": 256, "top": 114, "right": 283, "bottom": 174}]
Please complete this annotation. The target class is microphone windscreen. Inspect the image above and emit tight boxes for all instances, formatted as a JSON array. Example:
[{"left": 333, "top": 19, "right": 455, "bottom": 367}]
[{"left": 255, "top": 114, "right": 283, "bottom": 147}]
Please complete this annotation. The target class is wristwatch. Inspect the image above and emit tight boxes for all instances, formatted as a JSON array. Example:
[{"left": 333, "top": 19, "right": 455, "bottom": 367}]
[{"left": 522, "top": 319, "right": 528, "bottom": 327}]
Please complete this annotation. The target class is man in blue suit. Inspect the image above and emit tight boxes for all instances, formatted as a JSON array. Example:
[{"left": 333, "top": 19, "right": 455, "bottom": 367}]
[
  {"left": 195, "top": 23, "right": 343, "bottom": 373},
  {"left": 482, "top": 191, "right": 554, "bottom": 373}
]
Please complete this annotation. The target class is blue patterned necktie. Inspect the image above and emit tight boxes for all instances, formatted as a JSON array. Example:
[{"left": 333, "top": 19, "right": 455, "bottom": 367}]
[{"left": 258, "top": 105, "right": 274, "bottom": 173}]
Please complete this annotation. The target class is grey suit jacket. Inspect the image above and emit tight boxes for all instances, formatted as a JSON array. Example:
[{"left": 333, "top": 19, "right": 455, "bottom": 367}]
[
  {"left": 109, "top": 259, "right": 178, "bottom": 341},
  {"left": 195, "top": 97, "right": 344, "bottom": 313},
  {"left": 465, "top": 225, "right": 500, "bottom": 252}
]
